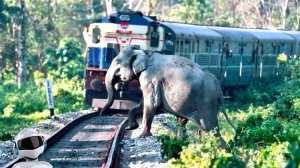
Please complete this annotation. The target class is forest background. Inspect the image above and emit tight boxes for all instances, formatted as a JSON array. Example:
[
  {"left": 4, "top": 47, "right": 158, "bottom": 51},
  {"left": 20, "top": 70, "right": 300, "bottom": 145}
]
[{"left": 1, "top": 0, "right": 300, "bottom": 90}]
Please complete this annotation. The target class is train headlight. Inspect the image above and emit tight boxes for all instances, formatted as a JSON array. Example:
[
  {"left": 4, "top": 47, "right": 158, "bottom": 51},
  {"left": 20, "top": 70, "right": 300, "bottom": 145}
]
[
  {"left": 91, "top": 79, "right": 103, "bottom": 91},
  {"left": 119, "top": 14, "right": 130, "bottom": 21}
]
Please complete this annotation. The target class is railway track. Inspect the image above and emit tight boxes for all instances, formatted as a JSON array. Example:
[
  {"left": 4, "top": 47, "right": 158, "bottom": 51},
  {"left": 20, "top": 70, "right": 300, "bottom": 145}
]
[{"left": 4, "top": 109, "right": 128, "bottom": 168}]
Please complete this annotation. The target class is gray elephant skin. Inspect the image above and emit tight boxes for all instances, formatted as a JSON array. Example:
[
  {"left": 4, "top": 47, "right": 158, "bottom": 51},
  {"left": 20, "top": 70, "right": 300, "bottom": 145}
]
[{"left": 101, "top": 46, "right": 235, "bottom": 147}]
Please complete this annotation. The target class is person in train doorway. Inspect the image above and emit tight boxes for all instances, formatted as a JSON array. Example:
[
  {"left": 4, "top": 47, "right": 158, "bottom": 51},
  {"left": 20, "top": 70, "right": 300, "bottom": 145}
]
[
  {"left": 150, "top": 23, "right": 160, "bottom": 48},
  {"left": 164, "top": 32, "right": 174, "bottom": 55},
  {"left": 12, "top": 128, "right": 53, "bottom": 168}
]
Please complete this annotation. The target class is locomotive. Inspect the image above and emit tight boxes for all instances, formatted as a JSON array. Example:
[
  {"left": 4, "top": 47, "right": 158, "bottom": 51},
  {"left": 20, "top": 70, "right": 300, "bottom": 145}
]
[{"left": 83, "top": 11, "right": 300, "bottom": 110}]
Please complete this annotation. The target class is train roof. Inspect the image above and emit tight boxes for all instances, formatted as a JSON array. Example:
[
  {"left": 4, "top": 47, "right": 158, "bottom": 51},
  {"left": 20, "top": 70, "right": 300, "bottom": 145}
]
[
  {"left": 161, "top": 22, "right": 223, "bottom": 40},
  {"left": 282, "top": 31, "right": 300, "bottom": 42},
  {"left": 207, "top": 26, "right": 258, "bottom": 42},
  {"left": 241, "top": 29, "right": 296, "bottom": 43},
  {"left": 93, "top": 11, "right": 153, "bottom": 26}
]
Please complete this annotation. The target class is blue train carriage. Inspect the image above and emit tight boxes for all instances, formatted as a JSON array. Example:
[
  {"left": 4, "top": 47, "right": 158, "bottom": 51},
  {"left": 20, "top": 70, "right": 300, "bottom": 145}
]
[
  {"left": 83, "top": 11, "right": 165, "bottom": 109},
  {"left": 160, "top": 22, "right": 224, "bottom": 79},
  {"left": 282, "top": 31, "right": 300, "bottom": 58},
  {"left": 244, "top": 29, "right": 296, "bottom": 78},
  {"left": 207, "top": 27, "right": 258, "bottom": 86},
  {"left": 161, "top": 23, "right": 258, "bottom": 87}
]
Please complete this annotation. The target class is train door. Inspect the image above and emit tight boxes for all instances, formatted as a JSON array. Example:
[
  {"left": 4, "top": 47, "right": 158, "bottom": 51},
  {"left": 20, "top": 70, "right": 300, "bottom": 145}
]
[
  {"left": 258, "top": 42, "right": 278, "bottom": 78},
  {"left": 208, "top": 40, "right": 222, "bottom": 78},
  {"left": 183, "top": 40, "right": 191, "bottom": 59},
  {"left": 190, "top": 41, "right": 195, "bottom": 62},
  {"left": 238, "top": 42, "right": 256, "bottom": 85},
  {"left": 220, "top": 42, "right": 240, "bottom": 86},
  {"left": 195, "top": 40, "right": 209, "bottom": 70},
  {"left": 297, "top": 43, "right": 300, "bottom": 57}
]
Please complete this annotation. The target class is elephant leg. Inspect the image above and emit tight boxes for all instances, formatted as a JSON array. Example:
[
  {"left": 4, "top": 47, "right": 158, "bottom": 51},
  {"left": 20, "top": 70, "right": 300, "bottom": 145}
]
[
  {"left": 196, "top": 106, "right": 227, "bottom": 149},
  {"left": 138, "top": 82, "right": 161, "bottom": 138},
  {"left": 176, "top": 116, "right": 188, "bottom": 139},
  {"left": 125, "top": 98, "right": 144, "bottom": 130}
]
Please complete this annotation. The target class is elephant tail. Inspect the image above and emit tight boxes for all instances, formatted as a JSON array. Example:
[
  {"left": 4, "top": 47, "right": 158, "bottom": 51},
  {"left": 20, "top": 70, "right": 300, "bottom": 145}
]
[
  {"left": 219, "top": 98, "right": 236, "bottom": 132},
  {"left": 221, "top": 106, "right": 236, "bottom": 131}
]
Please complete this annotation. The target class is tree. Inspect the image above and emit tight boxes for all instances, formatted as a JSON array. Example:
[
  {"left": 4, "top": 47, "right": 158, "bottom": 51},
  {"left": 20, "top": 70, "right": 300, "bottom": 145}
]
[
  {"left": 104, "top": 0, "right": 113, "bottom": 15},
  {"left": 16, "top": 0, "right": 27, "bottom": 88}
]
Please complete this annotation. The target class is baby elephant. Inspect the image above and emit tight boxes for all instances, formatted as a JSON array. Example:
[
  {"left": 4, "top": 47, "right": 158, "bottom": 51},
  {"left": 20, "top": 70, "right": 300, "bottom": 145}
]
[{"left": 101, "top": 46, "right": 235, "bottom": 147}]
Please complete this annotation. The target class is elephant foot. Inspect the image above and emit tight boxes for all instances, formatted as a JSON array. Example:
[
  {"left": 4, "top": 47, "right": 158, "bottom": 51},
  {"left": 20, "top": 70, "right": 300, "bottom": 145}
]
[
  {"left": 125, "top": 122, "right": 139, "bottom": 130},
  {"left": 197, "top": 129, "right": 203, "bottom": 136},
  {"left": 138, "top": 131, "right": 153, "bottom": 138},
  {"left": 218, "top": 137, "right": 227, "bottom": 149}
]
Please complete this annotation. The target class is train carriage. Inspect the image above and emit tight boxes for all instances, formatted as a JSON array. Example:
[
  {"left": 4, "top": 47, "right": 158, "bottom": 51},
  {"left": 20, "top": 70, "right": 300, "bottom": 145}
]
[
  {"left": 161, "top": 22, "right": 224, "bottom": 79},
  {"left": 282, "top": 31, "right": 300, "bottom": 58},
  {"left": 243, "top": 29, "right": 295, "bottom": 78},
  {"left": 207, "top": 27, "right": 258, "bottom": 86}
]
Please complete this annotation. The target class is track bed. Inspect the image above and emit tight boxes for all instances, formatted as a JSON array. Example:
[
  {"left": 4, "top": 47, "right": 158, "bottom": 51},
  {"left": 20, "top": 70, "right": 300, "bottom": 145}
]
[{"left": 38, "top": 116, "right": 126, "bottom": 167}]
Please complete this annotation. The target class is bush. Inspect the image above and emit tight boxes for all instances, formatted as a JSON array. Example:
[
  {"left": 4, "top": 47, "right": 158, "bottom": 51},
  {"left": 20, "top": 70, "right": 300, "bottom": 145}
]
[
  {"left": 285, "top": 138, "right": 300, "bottom": 168},
  {"left": 234, "top": 78, "right": 280, "bottom": 107},
  {"left": 168, "top": 131, "right": 245, "bottom": 168},
  {"left": 210, "top": 155, "right": 246, "bottom": 168},
  {"left": 274, "top": 59, "right": 300, "bottom": 119},
  {"left": 231, "top": 114, "right": 293, "bottom": 148},
  {"left": 11, "top": 87, "right": 47, "bottom": 114},
  {"left": 256, "top": 142, "right": 289, "bottom": 168},
  {"left": 158, "top": 134, "right": 189, "bottom": 159}
]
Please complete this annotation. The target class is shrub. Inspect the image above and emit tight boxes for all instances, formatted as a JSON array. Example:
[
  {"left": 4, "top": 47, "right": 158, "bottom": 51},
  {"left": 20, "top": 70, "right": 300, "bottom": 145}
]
[
  {"left": 158, "top": 134, "right": 189, "bottom": 159},
  {"left": 274, "top": 59, "right": 300, "bottom": 119},
  {"left": 256, "top": 142, "right": 289, "bottom": 168},
  {"left": 231, "top": 114, "right": 293, "bottom": 148},
  {"left": 209, "top": 155, "right": 246, "bottom": 168},
  {"left": 168, "top": 131, "right": 245, "bottom": 168},
  {"left": 234, "top": 78, "right": 280, "bottom": 107},
  {"left": 285, "top": 138, "right": 300, "bottom": 168}
]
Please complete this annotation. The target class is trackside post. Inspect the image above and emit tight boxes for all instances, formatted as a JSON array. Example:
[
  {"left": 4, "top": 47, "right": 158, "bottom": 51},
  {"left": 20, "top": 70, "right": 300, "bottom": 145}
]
[{"left": 45, "top": 78, "right": 54, "bottom": 117}]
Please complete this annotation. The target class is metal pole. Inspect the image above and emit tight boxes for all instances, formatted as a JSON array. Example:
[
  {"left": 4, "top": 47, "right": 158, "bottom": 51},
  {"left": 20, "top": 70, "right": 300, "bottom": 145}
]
[{"left": 45, "top": 78, "right": 55, "bottom": 117}]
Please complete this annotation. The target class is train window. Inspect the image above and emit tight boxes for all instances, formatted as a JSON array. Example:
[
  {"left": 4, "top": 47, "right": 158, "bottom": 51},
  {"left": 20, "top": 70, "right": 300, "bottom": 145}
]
[
  {"left": 185, "top": 40, "right": 190, "bottom": 53},
  {"left": 191, "top": 41, "right": 194, "bottom": 53},
  {"left": 261, "top": 44, "right": 264, "bottom": 55},
  {"left": 105, "top": 43, "right": 120, "bottom": 62},
  {"left": 176, "top": 40, "right": 179, "bottom": 53},
  {"left": 205, "top": 40, "right": 211, "bottom": 53},
  {"left": 131, "top": 45, "right": 140, "bottom": 50},
  {"left": 180, "top": 41, "right": 183, "bottom": 54},
  {"left": 272, "top": 43, "right": 277, "bottom": 54},
  {"left": 92, "top": 27, "right": 101, "bottom": 43},
  {"left": 197, "top": 40, "right": 200, "bottom": 53},
  {"left": 238, "top": 43, "right": 246, "bottom": 54},
  {"left": 224, "top": 43, "right": 232, "bottom": 57}
]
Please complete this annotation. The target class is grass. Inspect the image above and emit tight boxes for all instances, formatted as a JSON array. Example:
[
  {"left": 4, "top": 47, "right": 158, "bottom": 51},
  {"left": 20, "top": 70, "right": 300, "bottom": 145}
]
[
  {"left": 0, "top": 110, "right": 54, "bottom": 140},
  {"left": 0, "top": 78, "right": 89, "bottom": 141},
  {"left": 0, "top": 116, "right": 34, "bottom": 140}
]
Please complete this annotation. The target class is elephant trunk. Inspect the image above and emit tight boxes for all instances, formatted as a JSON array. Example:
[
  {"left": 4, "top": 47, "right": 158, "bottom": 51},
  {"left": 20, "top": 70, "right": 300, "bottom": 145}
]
[{"left": 100, "top": 66, "right": 119, "bottom": 115}]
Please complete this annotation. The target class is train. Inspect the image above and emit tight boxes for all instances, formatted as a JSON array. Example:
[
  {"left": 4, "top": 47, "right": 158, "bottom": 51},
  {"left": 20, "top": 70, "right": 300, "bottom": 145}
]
[{"left": 82, "top": 10, "right": 300, "bottom": 109}]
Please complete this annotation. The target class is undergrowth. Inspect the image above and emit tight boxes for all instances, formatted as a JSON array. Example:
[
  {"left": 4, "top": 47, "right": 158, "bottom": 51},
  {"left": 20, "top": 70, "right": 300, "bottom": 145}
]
[
  {"left": 160, "top": 59, "right": 300, "bottom": 167},
  {"left": 0, "top": 76, "right": 88, "bottom": 140}
]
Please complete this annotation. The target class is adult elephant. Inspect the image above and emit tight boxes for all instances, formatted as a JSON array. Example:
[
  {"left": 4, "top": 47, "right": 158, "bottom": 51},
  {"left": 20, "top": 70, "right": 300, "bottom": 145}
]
[{"left": 101, "top": 46, "right": 235, "bottom": 147}]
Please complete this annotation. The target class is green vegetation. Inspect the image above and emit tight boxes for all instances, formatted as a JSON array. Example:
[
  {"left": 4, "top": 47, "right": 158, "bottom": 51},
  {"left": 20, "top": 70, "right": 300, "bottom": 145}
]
[
  {"left": 160, "top": 59, "right": 300, "bottom": 167},
  {"left": 0, "top": 77, "right": 88, "bottom": 140},
  {"left": 0, "top": 37, "right": 88, "bottom": 140},
  {"left": 159, "top": 134, "right": 189, "bottom": 159}
]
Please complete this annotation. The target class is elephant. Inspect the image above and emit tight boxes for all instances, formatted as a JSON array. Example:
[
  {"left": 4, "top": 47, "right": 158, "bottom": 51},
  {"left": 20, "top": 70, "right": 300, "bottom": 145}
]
[{"left": 101, "top": 45, "right": 235, "bottom": 147}]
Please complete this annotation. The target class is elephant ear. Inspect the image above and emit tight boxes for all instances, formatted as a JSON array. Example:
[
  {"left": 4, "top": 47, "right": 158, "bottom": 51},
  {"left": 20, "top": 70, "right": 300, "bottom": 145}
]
[{"left": 131, "top": 50, "right": 148, "bottom": 75}]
